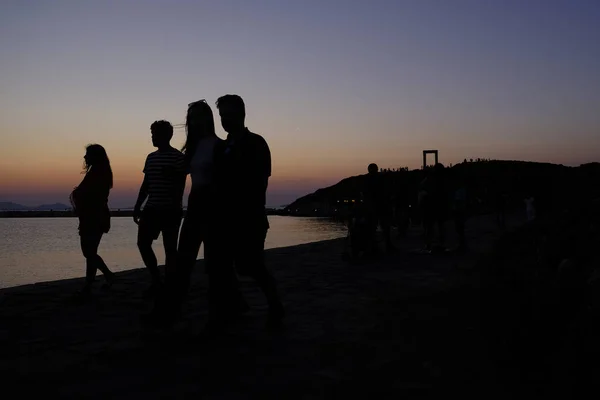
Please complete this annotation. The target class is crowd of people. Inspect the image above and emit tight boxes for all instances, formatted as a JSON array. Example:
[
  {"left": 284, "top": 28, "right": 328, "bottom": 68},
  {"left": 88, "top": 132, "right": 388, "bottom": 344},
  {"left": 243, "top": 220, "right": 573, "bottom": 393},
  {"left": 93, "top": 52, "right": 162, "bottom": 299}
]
[
  {"left": 69, "top": 95, "right": 284, "bottom": 333},
  {"left": 345, "top": 160, "right": 545, "bottom": 260},
  {"left": 67, "top": 93, "right": 540, "bottom": 331},
  {"left": 345, "top": 162, "right": 474, "bottom": 259}
]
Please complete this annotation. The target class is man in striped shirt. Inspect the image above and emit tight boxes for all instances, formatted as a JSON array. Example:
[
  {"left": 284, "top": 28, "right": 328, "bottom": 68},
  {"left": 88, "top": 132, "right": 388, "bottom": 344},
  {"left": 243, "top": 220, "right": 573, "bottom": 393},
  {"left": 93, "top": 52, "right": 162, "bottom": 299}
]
[{"left": 133, "top": 120, "right": 186, "bottom": 297}]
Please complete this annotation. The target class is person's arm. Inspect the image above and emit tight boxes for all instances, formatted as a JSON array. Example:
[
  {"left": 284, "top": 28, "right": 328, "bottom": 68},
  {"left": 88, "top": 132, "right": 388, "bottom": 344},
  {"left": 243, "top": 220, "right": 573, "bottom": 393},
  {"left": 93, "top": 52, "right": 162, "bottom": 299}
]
[
  {"left": 69, "top": 187, "right": 79, "bottom": 215},
  {"left": 259, "top": 136, "right": 271, "bottom": 193},
  {"left": 255, "top": 137, "right": 271, "bottom": 232},
  {"left": 248, "top": 136, "right": 271, "bottom": 209},
  {"left": 70, "top": 172, "right": 93, "bottom": 212},
  {"left": 133, "top": 157, "right": 149, "bottom": 223},
  {"left": 264, "top": 151, "right": 271, "bottom": 193},
  {"left": 133, "top": 176, "right": 148, "bottom": 224}
]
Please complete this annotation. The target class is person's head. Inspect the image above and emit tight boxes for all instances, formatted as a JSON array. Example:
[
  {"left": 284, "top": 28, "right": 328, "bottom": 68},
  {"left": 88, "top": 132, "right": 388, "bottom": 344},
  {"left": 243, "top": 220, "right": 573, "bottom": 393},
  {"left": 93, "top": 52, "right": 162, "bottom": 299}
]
[
  {"left": 216, "top": 94, "right": 245, "bottom": 134},
  {"left": 182, "top": 100, "right": 216, "bottom": 164},
  {"left": 83, "top": 144, "right": 113, "bottom": 188},
  {"left": 150, "top": 120, "right": 173, "bottom": 148},
  {"left": 368, "top": 163, "right": 379, "bottom": 175},
  {"left": 433, "top": 163, "right": 445, "bottom": 178}
]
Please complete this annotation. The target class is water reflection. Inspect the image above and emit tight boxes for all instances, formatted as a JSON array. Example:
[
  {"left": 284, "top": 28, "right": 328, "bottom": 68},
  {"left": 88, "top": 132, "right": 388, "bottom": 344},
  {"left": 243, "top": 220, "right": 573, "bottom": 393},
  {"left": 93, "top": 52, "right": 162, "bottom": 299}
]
[{"left": 0, "top": 216, "right": 347, "bottom": 288}]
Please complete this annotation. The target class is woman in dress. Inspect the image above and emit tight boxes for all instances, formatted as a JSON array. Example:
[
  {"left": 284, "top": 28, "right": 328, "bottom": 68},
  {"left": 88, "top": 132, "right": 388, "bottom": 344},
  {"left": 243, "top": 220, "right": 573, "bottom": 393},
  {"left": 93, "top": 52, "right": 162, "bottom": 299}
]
[{"left": 70, "top": 144, "right": 115, "bottom": 298}]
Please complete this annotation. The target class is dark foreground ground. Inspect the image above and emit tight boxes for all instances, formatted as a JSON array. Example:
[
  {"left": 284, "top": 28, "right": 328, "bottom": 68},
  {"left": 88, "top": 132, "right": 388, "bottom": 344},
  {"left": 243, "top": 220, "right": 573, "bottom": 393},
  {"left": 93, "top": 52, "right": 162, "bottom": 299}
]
[{"left": 1, "top": 210, "right": 598, "bottom": 398}]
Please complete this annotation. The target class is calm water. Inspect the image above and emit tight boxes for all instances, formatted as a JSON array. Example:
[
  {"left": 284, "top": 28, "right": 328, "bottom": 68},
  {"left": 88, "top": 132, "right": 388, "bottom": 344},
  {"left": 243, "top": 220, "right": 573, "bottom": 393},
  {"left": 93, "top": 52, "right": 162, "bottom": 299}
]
[{"left": 0, "top": 216, "right": 347, "bottom": 289}]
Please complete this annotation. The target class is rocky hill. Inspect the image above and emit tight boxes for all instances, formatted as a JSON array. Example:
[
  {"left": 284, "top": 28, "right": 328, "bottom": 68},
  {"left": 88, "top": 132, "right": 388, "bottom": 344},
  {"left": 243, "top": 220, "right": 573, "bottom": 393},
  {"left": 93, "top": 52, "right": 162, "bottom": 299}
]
[{"left": 285, "top": 160, "right": 600, "bottom": 217}]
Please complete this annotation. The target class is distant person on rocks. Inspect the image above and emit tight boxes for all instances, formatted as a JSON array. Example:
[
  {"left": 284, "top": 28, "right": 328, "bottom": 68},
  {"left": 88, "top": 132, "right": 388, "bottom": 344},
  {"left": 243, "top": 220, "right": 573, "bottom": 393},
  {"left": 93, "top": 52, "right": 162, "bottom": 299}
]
[
  {"left": 418, "top": 176, "right": 431, "bottom": 241},
  {"left": 525, "top": 195, "right": 536, "bottom": 222},
  {"left": 69, "top": 144, "right": 115, "bottom": 300},
  {"left": 345, "top": 192, "right": 376, "bottom": 259},
  {"left": 133, "top": 120, "right": 186, "bottom": 298},
  {"left": 533, "top": 182, "right": 551, "bottom": 222},
  {"left": 495, "top": 190, "right": 507, "bottom": 230},
  {"left": 209, "top": 94, "right": 284, "bottom": 331},
  {"left": 420, "top": 163, "right": 448, "bottom": 252},
  {"left": 364, "top": 163, "right": 395, "bottom": 253},
  {"left": 452, "top": 170, "right": 469, "bottom": 253},
  {"left": 392, "top": 187, "right": 410, "bottom": 238}
]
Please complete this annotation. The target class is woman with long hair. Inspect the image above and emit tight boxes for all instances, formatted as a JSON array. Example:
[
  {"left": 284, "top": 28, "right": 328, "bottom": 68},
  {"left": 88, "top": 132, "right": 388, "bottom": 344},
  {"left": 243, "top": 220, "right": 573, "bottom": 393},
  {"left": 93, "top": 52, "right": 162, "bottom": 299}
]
[
  {"left": 70, "top": 144, "right": 115, "bottom": 298},
  {"left": 174, "top": 100, "right": 221, "bottom": 297},
  {"left": 146, "top": 100, "right": 245, "bottom": 327}
]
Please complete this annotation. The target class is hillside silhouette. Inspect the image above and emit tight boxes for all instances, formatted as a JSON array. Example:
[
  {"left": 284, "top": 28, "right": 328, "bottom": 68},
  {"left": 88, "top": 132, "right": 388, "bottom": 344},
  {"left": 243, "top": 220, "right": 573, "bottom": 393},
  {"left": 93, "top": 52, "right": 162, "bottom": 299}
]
[
  {"left": 286, "top": 160, "right": 600, "bottom": 217},
  {"left": 0, "top": 202, "right": 71, "bottom": 211}
]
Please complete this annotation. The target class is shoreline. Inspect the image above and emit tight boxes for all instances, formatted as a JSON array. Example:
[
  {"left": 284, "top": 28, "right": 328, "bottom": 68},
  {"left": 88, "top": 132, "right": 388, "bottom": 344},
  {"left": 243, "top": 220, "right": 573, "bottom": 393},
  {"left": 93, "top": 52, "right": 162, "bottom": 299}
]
[
  {"left": 0, "top": 208, "right": 293, "bottom": 218},
  {"left": 0, "top": 238, "right": 345, "bottom": 294}
]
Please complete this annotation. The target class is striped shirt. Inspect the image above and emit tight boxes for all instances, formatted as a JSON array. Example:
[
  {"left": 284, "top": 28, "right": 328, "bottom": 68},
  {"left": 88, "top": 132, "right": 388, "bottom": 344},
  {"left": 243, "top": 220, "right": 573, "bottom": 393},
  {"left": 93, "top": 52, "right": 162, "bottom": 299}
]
[{"left": 143, "top": 147, "right": 186, "bottom": 209}]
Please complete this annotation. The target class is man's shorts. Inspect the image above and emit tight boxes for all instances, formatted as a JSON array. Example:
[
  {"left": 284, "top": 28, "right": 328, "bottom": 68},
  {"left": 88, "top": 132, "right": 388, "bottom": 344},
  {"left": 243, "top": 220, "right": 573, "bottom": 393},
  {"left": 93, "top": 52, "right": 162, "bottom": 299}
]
[{"left": 138, "top": 207, "right": 183, "bottom": 241}]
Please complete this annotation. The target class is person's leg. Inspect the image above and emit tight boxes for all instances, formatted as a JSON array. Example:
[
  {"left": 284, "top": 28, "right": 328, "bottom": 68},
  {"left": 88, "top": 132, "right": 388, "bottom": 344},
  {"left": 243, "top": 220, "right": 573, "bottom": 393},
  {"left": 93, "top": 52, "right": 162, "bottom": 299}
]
[
  {"left": 367, "top": 213, "right": 379, "bottom": 254},
  {"left": 161, "top": 209, "right": 182, "bottom": 285},
  {"left": 205, "top": 236, "right": 237, "bottom": 326},
  {"left": 137, "top": 211, "right": 162, "bottom": 289},
  {"left": 80, "top": 232, "right": 106, "bottom": 293},
  {"left": 228, "top": 265, "right": 250, "bottom": 315},
  {"left": 397, "top": 209, "right": 408, "bottom": 238},
  {"left": 175, "top": 212, "right": 205, "bottom": 294},
  {"left": 143, "top": 210, "right": 204, "bottom": 327},
  {"left": 455, "top": 211, "right": 466, "bottom": 251},
  {"left": 235, "top": 228, "right": 284, "bottom": 323},
  {"left": 80, "top": 233, "right": 97, "bottom": 292},
  {"left": 379, "top": 212, "right": 394, "bottom": 252},
  {"left": 424, "top": 214, "right": 434, "bottom": 250},
  {"left": 155, "top": 214, "right": 201, "bottom": 322},
  {"left": 437, "top": 215, "right": 446, "bottom": 248},
  {"left": 349, "top": 225, "right": 361, "bottom": 258},
  {"left": 95, "top": 243, "right": 114, "bottom": 286},
  {"left": 204, "top": 221, "right": 250, "bottom": 323}
]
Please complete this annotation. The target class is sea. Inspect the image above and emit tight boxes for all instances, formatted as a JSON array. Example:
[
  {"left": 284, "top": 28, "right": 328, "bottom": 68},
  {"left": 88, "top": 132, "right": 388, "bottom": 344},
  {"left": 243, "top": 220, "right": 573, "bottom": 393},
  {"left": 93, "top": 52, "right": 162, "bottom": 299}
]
[{"left": 0, "top": 216, "right": 347, "bottom": 289}]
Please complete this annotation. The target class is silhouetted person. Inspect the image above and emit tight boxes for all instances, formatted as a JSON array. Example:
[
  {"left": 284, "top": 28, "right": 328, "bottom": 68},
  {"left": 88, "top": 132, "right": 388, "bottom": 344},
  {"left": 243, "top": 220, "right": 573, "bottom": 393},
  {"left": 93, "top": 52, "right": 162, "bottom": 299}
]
[
  {"left": 420, "top": 163, "right": 448, "bottom": 252},
  {"left": 171, "top": 100, "right": 222, "bottom": 308},
  {"left": 452, "top": 170, "right": 468, "bottom": 253},
  {"left": 133, "top": 121, "right": 186, "bottom": 298},
  {"left": 525, "top": 194, "right": 536, "bottom": 222},
  {"left": 212, "top": 94, "right": 284, "bottom": 329},
  {"left": 533, "top": 181, "right": 550, "bottom": 222},
  {"left": 346, "top": 192, "right": 376, "bottom": 259},
  {"left": 392, "top": 187, "right": 410, "bottom": 238},
  {"left": 495, "top": 190, "right": 507, "bottom": 230},
  {"left": 69, "top": 144, "right": 115, "bottom": 299},
  {"left": 364, "top": 163, "right": 395, "bottom": 252}
]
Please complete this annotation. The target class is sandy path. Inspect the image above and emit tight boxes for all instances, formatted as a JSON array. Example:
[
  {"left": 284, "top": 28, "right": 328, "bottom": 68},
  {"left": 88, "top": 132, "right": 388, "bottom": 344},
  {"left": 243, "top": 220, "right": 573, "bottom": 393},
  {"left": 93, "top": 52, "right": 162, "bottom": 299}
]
[{"left": 0, "top": 212, "right": 524, "bottom": 398}]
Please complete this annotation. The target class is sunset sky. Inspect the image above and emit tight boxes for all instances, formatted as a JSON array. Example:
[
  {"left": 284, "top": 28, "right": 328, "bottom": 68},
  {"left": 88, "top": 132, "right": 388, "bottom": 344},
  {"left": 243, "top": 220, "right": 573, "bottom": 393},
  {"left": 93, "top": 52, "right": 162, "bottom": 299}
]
[{"left": 1, "top": 0, "right": 599, "bottom": 207}]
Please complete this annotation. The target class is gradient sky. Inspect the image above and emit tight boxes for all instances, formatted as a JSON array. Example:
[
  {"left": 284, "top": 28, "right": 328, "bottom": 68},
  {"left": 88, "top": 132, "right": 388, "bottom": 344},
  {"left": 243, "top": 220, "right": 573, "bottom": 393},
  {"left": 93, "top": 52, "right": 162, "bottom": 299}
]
[{"left": 1, "top": 0, "right": 599, "bottom": 207}]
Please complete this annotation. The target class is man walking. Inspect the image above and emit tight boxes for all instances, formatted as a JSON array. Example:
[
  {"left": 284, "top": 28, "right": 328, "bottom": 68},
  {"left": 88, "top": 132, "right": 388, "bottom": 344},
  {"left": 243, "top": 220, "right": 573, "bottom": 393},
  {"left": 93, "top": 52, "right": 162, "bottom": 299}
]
[
  {"left": 133, "top": 120, "right": 186, "bottom": 297},
  {"left": 364, "top": 163, "right": 395, "bottom": 253},
  {"left": 210, "top": 95, "right": 284, "bottom": 328}
]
